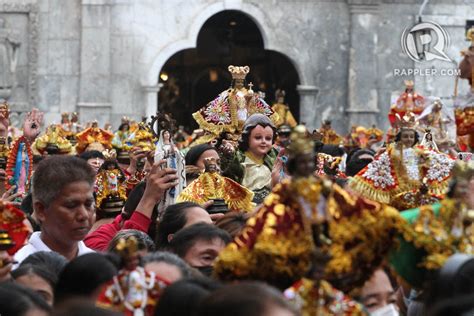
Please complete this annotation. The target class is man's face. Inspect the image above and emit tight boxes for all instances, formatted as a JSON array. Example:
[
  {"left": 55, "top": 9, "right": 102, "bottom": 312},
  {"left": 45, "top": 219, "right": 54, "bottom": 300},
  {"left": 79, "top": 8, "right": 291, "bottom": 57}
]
[
  {"left": 196, "top": 149, "right": 220, "bottom": 172},
  {"left": 183, "top": 238, "right": 226, "bottom": 268},
  {"left": 36, "top": 181, "right": 95, "bottom": 244},
  {"left": 87, "top": 157, "right": 104, "bottom": 173},
  {"left": 359, "top": 269, "right": 397, "bottom": 313},
  {"left": 248, "top": 125, "right": 273, "bottom": 158}
]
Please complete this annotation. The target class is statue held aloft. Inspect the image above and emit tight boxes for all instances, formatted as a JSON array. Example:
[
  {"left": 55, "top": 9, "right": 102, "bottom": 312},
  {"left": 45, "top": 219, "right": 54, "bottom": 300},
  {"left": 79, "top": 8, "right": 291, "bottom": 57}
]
[
  {"left": 271, "top": 89, "right": 297, "bottom": 128},
  {"left": 193, "top": 65, "right": 278, "bottom": 142}
]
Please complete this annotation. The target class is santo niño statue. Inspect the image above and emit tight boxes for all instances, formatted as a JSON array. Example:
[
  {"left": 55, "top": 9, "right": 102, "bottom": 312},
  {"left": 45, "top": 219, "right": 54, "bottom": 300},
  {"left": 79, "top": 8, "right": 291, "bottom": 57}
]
[{"left": 192, "top": 65, "right": 278, "bottom": 143}]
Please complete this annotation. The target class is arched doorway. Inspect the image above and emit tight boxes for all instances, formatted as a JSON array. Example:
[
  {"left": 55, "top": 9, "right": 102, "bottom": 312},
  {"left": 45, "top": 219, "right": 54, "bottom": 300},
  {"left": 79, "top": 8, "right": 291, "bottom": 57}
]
[{"left": 158, "top": 10, "right": 300, "bottom": 132}]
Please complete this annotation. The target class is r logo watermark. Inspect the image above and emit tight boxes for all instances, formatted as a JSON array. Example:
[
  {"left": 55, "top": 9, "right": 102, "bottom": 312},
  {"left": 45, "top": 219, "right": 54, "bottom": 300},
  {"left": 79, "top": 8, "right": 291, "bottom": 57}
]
[{"left": 401, "top": 21, "right": 451, "bottom": 63}]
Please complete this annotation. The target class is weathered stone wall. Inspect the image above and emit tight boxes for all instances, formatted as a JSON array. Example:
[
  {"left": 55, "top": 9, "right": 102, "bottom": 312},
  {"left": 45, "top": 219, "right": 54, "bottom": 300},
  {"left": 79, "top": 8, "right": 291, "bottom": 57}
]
[{"left": 2, "top": 0, "right": 474, "bottom": 132}]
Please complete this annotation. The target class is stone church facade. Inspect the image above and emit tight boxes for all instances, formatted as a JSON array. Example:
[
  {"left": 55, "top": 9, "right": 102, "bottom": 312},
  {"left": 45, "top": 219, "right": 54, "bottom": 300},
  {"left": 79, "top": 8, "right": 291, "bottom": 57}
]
[{"left": 1, "top": 0, "right": 473, "bottom": 132}]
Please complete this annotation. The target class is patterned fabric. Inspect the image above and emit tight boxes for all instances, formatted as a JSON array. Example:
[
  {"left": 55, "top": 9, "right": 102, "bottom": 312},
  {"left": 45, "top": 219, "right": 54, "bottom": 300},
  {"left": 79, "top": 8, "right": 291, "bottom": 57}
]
[{"left": 284, "top": 278, "right": 367, "bottom": 316}]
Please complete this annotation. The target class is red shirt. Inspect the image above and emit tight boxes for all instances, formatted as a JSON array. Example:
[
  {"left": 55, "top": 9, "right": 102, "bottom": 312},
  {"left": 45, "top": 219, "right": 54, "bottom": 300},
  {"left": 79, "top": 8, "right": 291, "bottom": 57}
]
[{"left": 84, "top": 211, "right": 151, "bottom": 251}]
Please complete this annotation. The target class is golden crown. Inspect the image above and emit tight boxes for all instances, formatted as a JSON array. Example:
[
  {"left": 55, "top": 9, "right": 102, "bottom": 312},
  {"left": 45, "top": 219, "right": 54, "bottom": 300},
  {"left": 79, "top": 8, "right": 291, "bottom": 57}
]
[
  {"left": 228, "top": 65, "right": 250, "bottom": 80},
  {"left": 61, "top": 112, "right": 69, "bottom": 118},
  {"left": 396, "top": 113, "right": 418, "bottom": 129},
  {"left": 287, "top": 125, "right": 314, "bottom": 157},
  {"left": 102, "top": 149, "right": 117, "bottom": 160},
  {"left": 121, "top": 116, "right": 130, "bottom": 124},
  {"left": 404, "top": 80, "right": 414, "bottom": 87}
]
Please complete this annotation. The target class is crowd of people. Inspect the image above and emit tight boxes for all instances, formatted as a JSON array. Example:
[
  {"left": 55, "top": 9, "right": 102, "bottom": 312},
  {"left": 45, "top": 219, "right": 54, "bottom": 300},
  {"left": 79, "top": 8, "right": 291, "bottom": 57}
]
[{"left": 0, "top": 31, "right": 473, "bottom": 316}]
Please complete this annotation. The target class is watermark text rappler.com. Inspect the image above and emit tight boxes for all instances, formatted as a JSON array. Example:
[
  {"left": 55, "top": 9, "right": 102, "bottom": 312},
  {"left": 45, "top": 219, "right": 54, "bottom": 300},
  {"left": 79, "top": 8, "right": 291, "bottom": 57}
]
[{"left": 393, "top": 68, "right": 460, "bottom": 77}]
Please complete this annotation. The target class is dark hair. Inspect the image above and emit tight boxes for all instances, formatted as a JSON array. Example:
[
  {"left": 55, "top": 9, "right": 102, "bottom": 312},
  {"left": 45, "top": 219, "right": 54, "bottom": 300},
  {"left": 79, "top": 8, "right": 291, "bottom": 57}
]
[
  {"left": 197, "top": 282, "right": 297, "bottom": 316},
  {"left": 238, "top": 114, "right": 277, "bottom": 152},
  {"left": 108, "top": 229, "right": 155, "bottom": 253},
  {"left": 426, "top": 255, "right": 474, "bottom": 315},
  {"left": 32, "top": 155, "right": 95, "bottom": 207},
  {"left": 345, "top": 149, "right": 376, "bottom": 177},
  {"left": 54, "top": 253, "right": 118, "bottom": 305},
  {"left": 21, "top": 251, "right": 68, "bottom": 277},
  {"left": 122, "top": 181, "right": 146, "bottom": 220},
  {"left": 142, "top": 251, "right": 192, "bottom": 279},
  {"left": 394, "top": 128, "right": 420, "bottom": 146},
  {"left": 185, "top": 144, "right": 216, "bottom": 166},
  {"left": 169, "top": 223, "right": 231, "bottom": 258},
  {"left": 20, "top": 193, "right": 34, "bottom": 215},
  {"left": 156, "top": 202, "right": 202, "bottom": 249},
  {"left": 12, "top": 263, "right": 58, "bottom": 289},
  {"left": 154, "top": 278, "right": 222, "bottom": 316},
  {"left": 122, "top": 182, "right": 160, "bottom": 239},
  {"left": 315, "top": 144, "right": 345, "bottom": 157},
  {"left": 215, "top": 212, "right": 250, "bottom": 238},
  {"left": 53, "top": 298, "right": 122, "bottom": 316},
  {"left": 78, "top": 150, "right": 105, "bottom": 161},
  {"left": 0, "top": 282, "right": 52, "bottom": 316}
]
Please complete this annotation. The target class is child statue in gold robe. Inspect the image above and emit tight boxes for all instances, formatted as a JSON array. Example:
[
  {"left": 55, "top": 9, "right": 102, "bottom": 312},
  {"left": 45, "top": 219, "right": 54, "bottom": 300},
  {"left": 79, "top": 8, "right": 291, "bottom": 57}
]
[{"left": 193, "top": 65, "right": 278, "bottom": 142}]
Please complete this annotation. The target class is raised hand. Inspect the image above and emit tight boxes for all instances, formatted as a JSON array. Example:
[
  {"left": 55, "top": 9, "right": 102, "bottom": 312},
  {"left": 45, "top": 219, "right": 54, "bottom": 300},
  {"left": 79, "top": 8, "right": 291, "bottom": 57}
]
[
  {"left": 23, "top": 108, "right": 44, "bottom": 143},
  {"left": 136, "top": 160, "right": 178, "bottom": 218}
]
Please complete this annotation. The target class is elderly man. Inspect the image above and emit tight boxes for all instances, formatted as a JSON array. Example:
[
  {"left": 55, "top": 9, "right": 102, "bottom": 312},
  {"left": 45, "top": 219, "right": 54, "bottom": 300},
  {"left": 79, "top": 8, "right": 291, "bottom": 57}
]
[{"left": 14, "top": 156, "right": 96, "bottom": 265}]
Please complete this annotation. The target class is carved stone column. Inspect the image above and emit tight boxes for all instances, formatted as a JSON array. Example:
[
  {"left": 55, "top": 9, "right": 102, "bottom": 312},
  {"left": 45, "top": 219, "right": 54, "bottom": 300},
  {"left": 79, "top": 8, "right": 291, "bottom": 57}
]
[
  {"left": 346, "top": 0, "right": 380, "bottom": 127},
  {"left": 77, "top": 0, "right": 112, "bottom": 125},
  {"left": 143, "top": 84, "right": 162, "bottom": 119},
  {"left": 297, "top": 85, "right": 319, "bottom": 130}
]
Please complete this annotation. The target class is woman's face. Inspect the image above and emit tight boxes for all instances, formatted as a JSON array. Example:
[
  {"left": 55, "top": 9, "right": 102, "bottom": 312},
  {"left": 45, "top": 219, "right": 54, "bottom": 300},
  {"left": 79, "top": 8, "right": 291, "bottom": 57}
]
[
  {"left": 87, "top": 157, "right": 104, "bottom": 173},
  {"left": 248, "top": 125, "right": 273, "bottom": 159},
  {"left": 358, "top": 269, "right": 397, "bottom": 313},
  {"left": 163, "top": 131, "right": 170, "bottom": 142},
  {"left": 15, "top": 273, "right": 54, "bottom": 306},
  {"left": 400, "top": 130, "right": 416, "bottom": 147}
]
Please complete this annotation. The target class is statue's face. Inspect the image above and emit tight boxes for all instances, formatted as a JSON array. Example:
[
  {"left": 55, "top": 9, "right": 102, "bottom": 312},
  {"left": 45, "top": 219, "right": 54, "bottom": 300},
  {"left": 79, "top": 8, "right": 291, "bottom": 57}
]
[
  {"left": 293, "top": 153, "right": 315, "bottom": 178},
  {"left": 163, "top": 130, "right": 170, "bottom": 141},
  {"left": 400, "top": 129, "right": 416, "bottom": 147},
  {"left": 234, "top": 79, "right": 244, "bottom": 89},
  {"left": 248, "top": 125, "right": 273, "bottom": 158}
]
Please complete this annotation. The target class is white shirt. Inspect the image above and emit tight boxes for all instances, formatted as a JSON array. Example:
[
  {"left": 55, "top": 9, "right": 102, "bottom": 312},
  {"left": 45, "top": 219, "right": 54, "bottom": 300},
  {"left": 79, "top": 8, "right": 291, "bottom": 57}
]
[{"left": 13, "top": 232, "right": 94, "bottom": 268}]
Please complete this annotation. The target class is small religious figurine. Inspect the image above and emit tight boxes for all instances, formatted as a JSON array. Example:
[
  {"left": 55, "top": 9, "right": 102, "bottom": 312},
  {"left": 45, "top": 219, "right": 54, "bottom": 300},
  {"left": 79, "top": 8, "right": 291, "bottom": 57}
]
[
  {"left": 271, "top": 89, "right": 297, "bottom": 128},
  {"left": 318, "top": 120, "right": 342, "bottom": 145},
  {"left": 193, "top": 65, "right": 278, "bottom": 143},
  {"left": 388, "top": 80, "right": 425, "bottom": 126},
  {"left": 127, "top": 122, "right": 156, "bottom": 153},
  {"left": 95, "top": 149, "right": 128, "bottom": 216},
  {"left": 152, "top": 114, "right": 185, "bottom": 216},
  {"left": 220, "top": 114, "right": 278, "bottom": 204},
  {"left": 454, "top": 26, "right": 474, "bottom": 151},
  {"left": 0, "top": 201, "right": 29, "bottom": 255},
  {"left": 420, "top": 128, "right": 439, "bottom": 151},
  {"left": 112, "top": 117, "right": 132, "bottom": 164},
  {"left": 177, "top": 156, "right": 254, "bottom": 213},
  {"left": 97, "top": 236, "right": 169, "bottom": 316},
  {"left": 0, "top": 101, "right": 10, "bottom": 169},
  {"left": 75, "top": 121, "right": 114, "bottom": 154},
  {"left": 390, "top": 161, "right": 474, "bottom": 289},
  {"left": 5, "top": 136, "right": 33, "bottom": 198},
  {"left": 349, "top": 113, "right": 455, "bottom": 209},
  {"left": 34, "top": 124, "right": 73, "bottom": 155}
]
